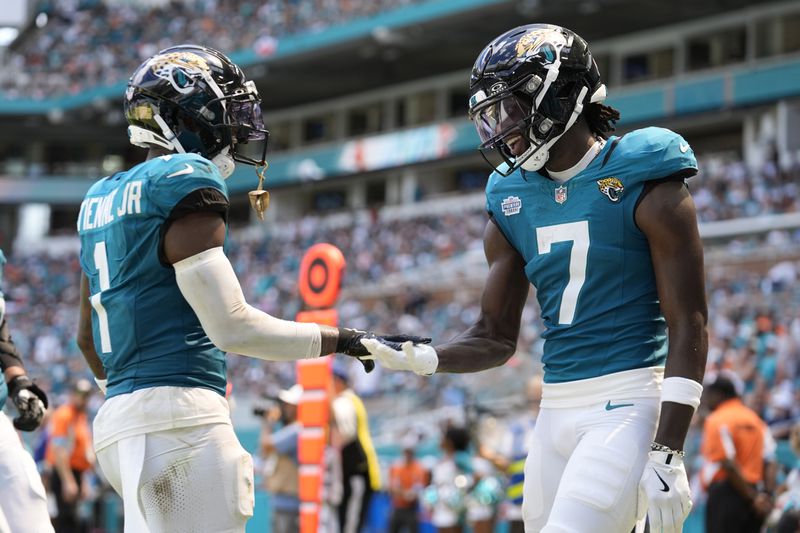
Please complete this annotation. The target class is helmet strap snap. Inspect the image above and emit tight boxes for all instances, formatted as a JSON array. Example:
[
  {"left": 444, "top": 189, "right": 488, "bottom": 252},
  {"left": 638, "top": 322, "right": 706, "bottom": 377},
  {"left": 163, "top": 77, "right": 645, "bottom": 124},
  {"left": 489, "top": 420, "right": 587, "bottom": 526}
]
[{"left": 211, "top": 146, "right": 236, "bottom": 179}]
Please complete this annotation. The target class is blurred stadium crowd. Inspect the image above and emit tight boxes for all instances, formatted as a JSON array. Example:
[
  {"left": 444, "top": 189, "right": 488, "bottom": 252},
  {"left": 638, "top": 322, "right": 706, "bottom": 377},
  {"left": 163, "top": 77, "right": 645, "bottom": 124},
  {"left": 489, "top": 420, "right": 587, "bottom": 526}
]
[
  {"left": 1, "top": 0, "right": 420, "bottom": 99},
  {"left": 694, "top": 155, "right": 800, "bottom": 222}
]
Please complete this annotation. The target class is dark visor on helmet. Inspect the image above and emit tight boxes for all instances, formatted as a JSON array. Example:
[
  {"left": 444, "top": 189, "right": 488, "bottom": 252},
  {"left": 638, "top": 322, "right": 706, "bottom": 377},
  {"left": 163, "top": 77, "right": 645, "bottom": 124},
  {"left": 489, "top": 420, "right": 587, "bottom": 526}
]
[
  {"left": 468, "top": 74, "right": 562, "bottom": 176},
  {"left": 473, "top": 95, "right": 532, "bottom": 145},
  {"left": 229, "top": 100, "right": 267, "bottom": 141},
  {"left": 208, "top": 90, "right": 269, "bottom": 167}
]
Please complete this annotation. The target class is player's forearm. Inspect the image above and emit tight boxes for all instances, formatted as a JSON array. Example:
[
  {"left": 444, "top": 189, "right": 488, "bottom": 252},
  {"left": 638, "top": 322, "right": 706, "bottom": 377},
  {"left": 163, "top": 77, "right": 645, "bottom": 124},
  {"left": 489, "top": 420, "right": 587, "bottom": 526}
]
[
  {"left": 209, "top": 299, "right": 323, "bottom": 360},
  {"left": 664, "top": 313, "right": 707, "bottom": 383},
  {"left": 654, "top": 315, "right": 708, "bottom": 450},
  {"left": 434, "top": 323, "right": 515, "bottom": 373}
]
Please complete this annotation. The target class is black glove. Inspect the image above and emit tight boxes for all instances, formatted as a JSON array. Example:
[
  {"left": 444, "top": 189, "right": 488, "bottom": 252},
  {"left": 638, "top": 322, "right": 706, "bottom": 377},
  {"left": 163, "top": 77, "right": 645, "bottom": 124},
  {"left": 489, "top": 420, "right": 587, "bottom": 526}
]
[
  {"left": 336, "top": 328, "right": 432, "bottom": 373},
  {"left": 8, "top": 375, "right": 48, "bottom": 432}
]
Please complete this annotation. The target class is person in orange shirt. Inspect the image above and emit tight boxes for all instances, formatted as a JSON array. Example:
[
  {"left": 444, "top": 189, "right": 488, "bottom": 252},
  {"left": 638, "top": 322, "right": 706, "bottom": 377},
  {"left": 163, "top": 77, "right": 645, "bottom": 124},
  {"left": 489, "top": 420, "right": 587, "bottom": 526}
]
[
  {"left": 701, "top": 375, "right": 777, "bottom": 533},
  {"left": 388, "top": 438, "right": 428, "bottom": 533},
  {"left": 47, "top": 379, "right": 95, "bottom": 533}
]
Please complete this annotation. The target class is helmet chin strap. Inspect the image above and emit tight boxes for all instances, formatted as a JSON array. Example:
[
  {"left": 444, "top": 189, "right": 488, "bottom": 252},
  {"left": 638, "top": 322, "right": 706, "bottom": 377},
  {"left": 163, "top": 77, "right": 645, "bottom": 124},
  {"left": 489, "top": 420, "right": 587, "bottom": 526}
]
[
  {"left": 129, "top": 113, "right": 235, "bottom": 178},
  {"left": 128, "top": 126, "right": 172, "bottom": 151},
  {"left": 211, "top": 147, "right": 235, "bottom": 179},
  {"left": 153, "top": 114, "right": 186, "bottom": 153},
  {"left": 519, "top": 85, "right": 590, "bottom": 172},
  {"left": 127, "top": 114, "right": 188, "bottom": 153}
]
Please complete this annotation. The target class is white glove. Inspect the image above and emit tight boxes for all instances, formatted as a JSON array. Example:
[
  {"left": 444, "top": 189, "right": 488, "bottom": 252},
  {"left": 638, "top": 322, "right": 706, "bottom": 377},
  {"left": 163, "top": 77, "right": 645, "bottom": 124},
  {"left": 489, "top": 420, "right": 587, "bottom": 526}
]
[
  {"left": 638, "top": 450, "right": 692, "bottom": 533},
  {"left": 94, "top": 377, "right": 107, "bottom": 396},
  {"left": 359, "top": 338, "right": 438, "bottom": 376}
]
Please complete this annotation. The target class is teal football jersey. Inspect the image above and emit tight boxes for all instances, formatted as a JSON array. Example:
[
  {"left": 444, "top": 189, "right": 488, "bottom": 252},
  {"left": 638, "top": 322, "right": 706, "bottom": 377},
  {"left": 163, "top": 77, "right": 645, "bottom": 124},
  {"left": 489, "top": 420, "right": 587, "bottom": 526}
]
[
  {"left": 486, "top": 127, "right": 697, "bottom": 383},
  {"left": 77, "top": 153, "right": 229, "bottom": 398}
]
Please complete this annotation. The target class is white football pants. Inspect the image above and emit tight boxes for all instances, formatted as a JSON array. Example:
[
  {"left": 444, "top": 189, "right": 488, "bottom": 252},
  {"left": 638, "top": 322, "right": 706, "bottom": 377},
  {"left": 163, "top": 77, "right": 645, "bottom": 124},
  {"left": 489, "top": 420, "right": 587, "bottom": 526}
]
[
  {"left": 96, "top": 422, "right": 254, "bottom": 533},
  {"left": 0, "top": 412, "right": 53, "bottom": 533},
  {"left": 522, "top": 397, "right": 659, "bottom": 533}
]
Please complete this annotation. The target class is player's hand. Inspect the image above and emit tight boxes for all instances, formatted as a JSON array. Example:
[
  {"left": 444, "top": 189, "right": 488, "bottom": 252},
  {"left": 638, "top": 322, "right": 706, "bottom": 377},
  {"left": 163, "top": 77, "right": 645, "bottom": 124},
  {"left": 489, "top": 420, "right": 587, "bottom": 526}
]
[
  {"left": 337, "top": 328, "right": 431, "bottom": 373},
  {"left": 359, "top": 338, "right": 438, "bottom": 376},
  {"left": 637, "top": 450, "right": 692, "bottom": 533},
  {"left": 8, "top": 375, "right": 49, "bottom": 432}
]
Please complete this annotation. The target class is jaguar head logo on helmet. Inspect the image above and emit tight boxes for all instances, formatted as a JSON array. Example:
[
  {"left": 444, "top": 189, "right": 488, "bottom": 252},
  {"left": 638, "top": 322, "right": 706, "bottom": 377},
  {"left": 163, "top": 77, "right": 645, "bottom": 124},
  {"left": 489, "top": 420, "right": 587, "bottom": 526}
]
[
  {"left": 467, "top": 24, "right": 616, "bottom": 175},
  {"left": 124, "top": 44, "right": 269, "bottom": 179}
]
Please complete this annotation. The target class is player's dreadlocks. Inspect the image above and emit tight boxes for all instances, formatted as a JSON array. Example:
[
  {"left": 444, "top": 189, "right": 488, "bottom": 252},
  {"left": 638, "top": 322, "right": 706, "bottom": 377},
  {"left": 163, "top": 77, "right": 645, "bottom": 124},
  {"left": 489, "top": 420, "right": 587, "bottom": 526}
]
[{"left": 584, "top": 102, "right": 621, "bottom": 139}]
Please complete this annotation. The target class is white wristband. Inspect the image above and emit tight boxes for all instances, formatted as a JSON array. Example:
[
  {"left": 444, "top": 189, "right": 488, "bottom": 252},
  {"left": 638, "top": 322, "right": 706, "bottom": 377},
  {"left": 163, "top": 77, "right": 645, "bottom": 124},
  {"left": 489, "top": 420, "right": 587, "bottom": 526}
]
[
  {"left": 660, "top": 376, "right": 703, "bottom": 411},
  {"left": 95, "top": 377, "right": 108, "bottom": 396}
]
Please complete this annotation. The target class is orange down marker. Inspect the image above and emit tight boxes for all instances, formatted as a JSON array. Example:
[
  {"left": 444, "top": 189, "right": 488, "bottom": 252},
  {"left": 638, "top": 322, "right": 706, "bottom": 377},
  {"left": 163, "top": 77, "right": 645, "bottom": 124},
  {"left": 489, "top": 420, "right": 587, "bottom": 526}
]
[{"left": 295, "top": 243, "right": 346, "bottom": 533}]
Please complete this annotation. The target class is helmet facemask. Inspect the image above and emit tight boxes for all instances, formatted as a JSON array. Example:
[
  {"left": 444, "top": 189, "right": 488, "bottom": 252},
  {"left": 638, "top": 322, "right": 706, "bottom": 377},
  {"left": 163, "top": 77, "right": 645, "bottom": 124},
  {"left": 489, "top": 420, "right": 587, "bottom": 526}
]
[
  {"left": 205, "top": 80, "right": 269, "bottom": 171},
  {"left": 469, "top": 72, "right": 590, "bottom": 176}
]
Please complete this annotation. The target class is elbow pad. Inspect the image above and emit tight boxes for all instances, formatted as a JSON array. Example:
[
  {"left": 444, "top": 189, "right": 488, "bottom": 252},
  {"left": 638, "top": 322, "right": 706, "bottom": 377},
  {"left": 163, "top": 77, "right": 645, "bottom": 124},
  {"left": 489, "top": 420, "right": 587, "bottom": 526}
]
[{"left": 173, "top": 247, "right": 321, "bottom": 361}]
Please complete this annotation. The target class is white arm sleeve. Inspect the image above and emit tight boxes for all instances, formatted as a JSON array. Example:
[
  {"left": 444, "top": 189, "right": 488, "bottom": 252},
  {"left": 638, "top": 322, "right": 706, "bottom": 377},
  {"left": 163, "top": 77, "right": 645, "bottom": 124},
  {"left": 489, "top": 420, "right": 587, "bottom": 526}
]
[{"left": 173, "top": 247, "right": 322, "bottom": 361}]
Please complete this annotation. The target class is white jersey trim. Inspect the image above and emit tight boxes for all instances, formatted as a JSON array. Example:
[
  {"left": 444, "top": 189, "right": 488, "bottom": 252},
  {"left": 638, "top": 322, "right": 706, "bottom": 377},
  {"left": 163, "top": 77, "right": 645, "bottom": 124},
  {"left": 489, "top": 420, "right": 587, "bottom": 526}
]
[{"left": 540, "top": 366, "right": 664, "bottom": 409}]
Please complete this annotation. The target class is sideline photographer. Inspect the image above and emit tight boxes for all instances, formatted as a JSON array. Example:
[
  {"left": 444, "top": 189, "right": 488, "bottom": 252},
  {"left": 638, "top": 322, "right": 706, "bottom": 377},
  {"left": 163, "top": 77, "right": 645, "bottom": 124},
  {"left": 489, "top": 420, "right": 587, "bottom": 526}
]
[{"left": 258, "top": 385, "right": 302, "bottom": 533}]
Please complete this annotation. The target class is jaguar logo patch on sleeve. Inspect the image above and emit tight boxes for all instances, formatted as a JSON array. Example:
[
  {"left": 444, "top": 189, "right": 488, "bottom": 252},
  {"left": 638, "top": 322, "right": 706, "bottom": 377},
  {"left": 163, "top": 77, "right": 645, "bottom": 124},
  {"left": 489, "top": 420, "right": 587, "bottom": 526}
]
[{"left": 597, "top": 177, "right": 624, "bottom": 202}]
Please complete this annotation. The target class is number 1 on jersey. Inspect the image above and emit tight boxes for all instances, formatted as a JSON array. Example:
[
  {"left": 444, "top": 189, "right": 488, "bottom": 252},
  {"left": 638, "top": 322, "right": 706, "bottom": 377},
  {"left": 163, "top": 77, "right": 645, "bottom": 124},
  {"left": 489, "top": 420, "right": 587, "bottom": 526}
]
[
  {"left": 536, "top": 221, "right": 589, "bottom": 325},
  {"left": 91, "top": 242, "right": 113, "bottom": 353}
]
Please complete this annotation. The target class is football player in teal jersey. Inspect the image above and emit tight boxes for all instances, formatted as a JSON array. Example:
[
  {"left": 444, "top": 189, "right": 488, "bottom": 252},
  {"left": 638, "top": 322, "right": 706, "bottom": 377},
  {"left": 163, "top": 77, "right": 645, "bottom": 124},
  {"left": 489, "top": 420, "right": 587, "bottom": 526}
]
[
  {"left": 76, "top": 45, "right": 426, "bottom": 533},
  {"left": 362, "top": 25, "right": 708, "bottom": 533}
]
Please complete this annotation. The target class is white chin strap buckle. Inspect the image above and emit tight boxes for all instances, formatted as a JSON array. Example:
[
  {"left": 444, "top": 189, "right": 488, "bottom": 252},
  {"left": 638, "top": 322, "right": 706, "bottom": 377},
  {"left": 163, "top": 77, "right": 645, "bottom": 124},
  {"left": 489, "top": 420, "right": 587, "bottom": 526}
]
[
  {"left": 211, "top": 148, "right": 235, "bottom": 179},
  {"left": 521, "top": 148, "right": 549, "bottom": 171}
]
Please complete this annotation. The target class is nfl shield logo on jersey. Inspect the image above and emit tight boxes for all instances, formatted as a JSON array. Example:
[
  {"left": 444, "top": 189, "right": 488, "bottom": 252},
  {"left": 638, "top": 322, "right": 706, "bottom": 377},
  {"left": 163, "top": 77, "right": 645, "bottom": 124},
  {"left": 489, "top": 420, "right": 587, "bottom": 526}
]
[{"left": 554, "top": 186, "right": 567, "bottom": 204}]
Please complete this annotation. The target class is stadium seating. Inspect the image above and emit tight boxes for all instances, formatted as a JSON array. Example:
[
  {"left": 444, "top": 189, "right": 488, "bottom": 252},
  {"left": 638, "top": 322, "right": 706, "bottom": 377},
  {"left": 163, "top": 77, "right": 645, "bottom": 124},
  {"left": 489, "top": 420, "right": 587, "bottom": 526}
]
[{"left": 0, "top": 0, "right": 424, "bottom": 100}]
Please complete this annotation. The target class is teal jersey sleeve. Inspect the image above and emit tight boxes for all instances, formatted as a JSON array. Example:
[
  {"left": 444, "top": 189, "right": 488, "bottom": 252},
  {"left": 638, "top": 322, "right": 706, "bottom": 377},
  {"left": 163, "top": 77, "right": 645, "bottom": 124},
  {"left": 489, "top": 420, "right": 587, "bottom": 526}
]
[
  {"left": 611, "top": 127, "right": 698, "bottom": 184},
  {"left": 147, "top": 153, "right": 229, "bottom": 218},
  {"left": 646, "top": 127, "right": 698, "bottom": 181}
]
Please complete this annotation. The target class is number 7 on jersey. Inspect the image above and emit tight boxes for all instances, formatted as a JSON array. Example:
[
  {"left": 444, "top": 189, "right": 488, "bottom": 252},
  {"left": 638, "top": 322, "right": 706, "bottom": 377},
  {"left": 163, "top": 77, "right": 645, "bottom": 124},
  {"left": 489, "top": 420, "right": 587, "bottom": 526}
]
[{"left": 535, "top": 221, "right": 589, "bottom": 325}]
